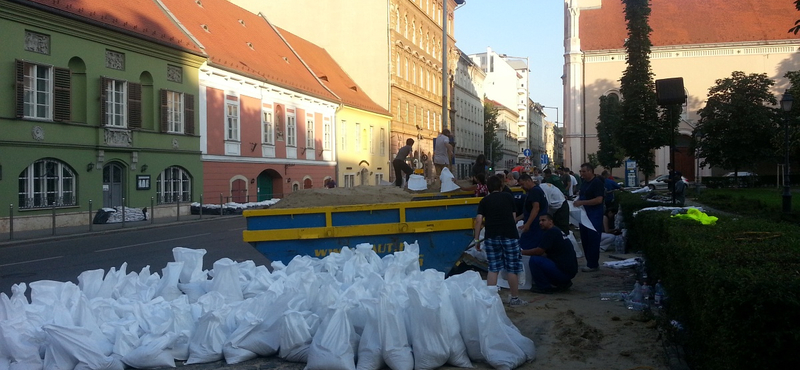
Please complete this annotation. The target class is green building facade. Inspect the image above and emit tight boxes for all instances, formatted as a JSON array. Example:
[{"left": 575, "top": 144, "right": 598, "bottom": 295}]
[{"left": 0, "top": 1, "right": 206, "bottom": 231}]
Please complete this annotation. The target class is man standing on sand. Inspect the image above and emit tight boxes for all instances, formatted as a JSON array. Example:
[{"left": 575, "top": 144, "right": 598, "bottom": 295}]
[
  {"left": 573, "top": 163, "right": 605, "bottom": 272},
  {"left": 433, "top": 128, "right": 453, "bottom": 181},
  {"left": 522, "top": 214, "right": 578, "bottom": 294},
  {"left": 392, "top": 138, "right": 415, "bottom": 187},
  {"left": 474, "top": 175, "right": 526, "bottom": 306}
]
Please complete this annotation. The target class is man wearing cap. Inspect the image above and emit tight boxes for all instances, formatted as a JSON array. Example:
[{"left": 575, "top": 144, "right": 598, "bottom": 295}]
[{"left": 433, "top": 128, "right": 454, "bottom": 181}]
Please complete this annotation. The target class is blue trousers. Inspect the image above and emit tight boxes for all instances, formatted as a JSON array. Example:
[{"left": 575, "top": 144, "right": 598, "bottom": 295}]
[
  {"left": 529, "top": 256, "right": 572, "bottom": 289},
  {"left": 580, "top": 224, "right": 601, "bottom": 269}
]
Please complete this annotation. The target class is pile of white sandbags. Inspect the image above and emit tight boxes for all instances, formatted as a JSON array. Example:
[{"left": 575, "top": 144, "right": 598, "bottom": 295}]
[{"left": 0, "top": 243, "right": 535, "bottom": 370}]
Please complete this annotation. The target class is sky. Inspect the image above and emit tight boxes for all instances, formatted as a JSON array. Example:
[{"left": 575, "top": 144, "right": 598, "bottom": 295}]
[{"left": 454, "top": 0, "right": 565, "bottom": 124}]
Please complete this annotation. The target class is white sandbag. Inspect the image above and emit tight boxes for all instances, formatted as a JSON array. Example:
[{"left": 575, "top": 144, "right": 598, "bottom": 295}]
[
  {"left": 42, "top": 324, "right": 124, "bottom": 370},
  {"left": 279, "top": 310, "right": 320, "bottom": 363},
  {"left": 154, "top": 262, "right": 184, "bottom": 302},
  {"left": 0, "top": 318, "right": 43, "bottom": 370},
  {"left": 186, "top": 310, "right": 226, "bottom": 364},
  {"left": 305, "top": 306, "right": 356, "bottom": 370},
  {"left": 478, "top": 290, "right": 535, "bottom": 370},
  {"left": 229, "top": 292, "right": 289, "bottom": 357},
  {"left": 172, "top": 247, "right": 208, "bottom": 283},
  {"left": 27, "top": 280, "right": 74, "bottom": 328},
  {"left": 438, "top": 284, "right": 472, "bottom": 368},
  {"left": 103, "top": 318, "right": 139, "bottom": 358},
  {"left": 378, "top": 289, "right": 413, "bottom": 370},
  {"left": 77, "top": 269, "right": 105, "bottom": 301},
  {"left": 439, "top": 167, "right": 460, "bottom": 193},
  {"left": 406, "top": 282, "right": 449, "bottom": 370},
  {"left": 177, "top": 281, "right": 207, "bottom": 303},
  {"left": 121, "top": 332, "right": 177, "bottom": 369},
  {"left": 407, "top": 174, "right": 427, "bottom": 191},
  {"left": 222, "top": 317, "right": 259, "bottom": 365},
  {"left": 356, "top": 299, "right": 383, "bottom": 370},
  {"left": 497, "top": 255, "right": 531, "bottom": 290},
  {"left": 208, "top": 258, "right": 244, "bottom": 303}
]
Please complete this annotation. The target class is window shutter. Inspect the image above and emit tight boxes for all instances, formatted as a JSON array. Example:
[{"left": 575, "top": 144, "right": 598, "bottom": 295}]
[
  {"left": 100, "top": 77, "right": 109, "bottom": 125},
  {"left": 15, "top": 60, "right": 24, "bottom": 118},
  {"left": 184, "top": 93, "right": 195, "bottom": 135},
  {"left": 54, "top": 67, "right": 71, "bottom": 122},
  {"left": 128, "top": 82, "right": 142, "bottom": 128},
  {"left": 160, "top": 89, "right": 168, "bottom": 132}
]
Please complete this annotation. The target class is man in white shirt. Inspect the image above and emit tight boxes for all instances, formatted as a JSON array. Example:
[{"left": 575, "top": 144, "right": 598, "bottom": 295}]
[
  {"left": 538, "top": 181, "right": 570, "bottom": 236},
  {"left": 433, "top": 128, "right": 453, "bottom": 181}
]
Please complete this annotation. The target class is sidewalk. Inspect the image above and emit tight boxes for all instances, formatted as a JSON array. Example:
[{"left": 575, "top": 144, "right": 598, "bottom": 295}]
[{"left": 0, "top": 213, "right": 236, "bottom": 248}]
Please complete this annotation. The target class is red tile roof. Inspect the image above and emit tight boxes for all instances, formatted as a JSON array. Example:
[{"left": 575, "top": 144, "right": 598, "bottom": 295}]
[
  {"left": 581, "top": 0, "right": 800, "bottom": 51},
  {"left": 21, "top": 0, "right": 204, "bottom": 54},
  {"left": 277, "top": 27, "right": 390, "bottom": 117},
  {"left": 159, "top": 0, "right": 338, "bottom": 102}
]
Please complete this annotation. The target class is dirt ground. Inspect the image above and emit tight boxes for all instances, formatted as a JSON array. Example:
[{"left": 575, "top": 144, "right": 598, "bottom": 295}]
[{"left": 195, "top": 185, "right": 671, "bottom": 370}]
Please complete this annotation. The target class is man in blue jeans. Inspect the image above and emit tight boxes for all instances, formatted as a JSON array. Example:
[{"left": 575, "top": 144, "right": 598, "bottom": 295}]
[
  {"left": 522, "top": 214, "right": 578, "bottom": 293},
  {"left": 573, "top": 163, "right": 605, "bottom": 272}
]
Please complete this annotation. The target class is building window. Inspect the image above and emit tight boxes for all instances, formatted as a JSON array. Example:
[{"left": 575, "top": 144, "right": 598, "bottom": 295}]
[
  {"left": 380, "top": 127, "right": 386, "bottom": 156},
  {"left": 375, "top": 173, "right": 384, "bottom": 185},
  {"left": 21, "top": 62, "right": 53, "bottom": 120},
  {"left": 104, "top": 79, "right": 127, "bottom": 127},
  {"left": 405, "top": 57, "right": 409, "bottom": 80},
  {"left": 287, "top": 114, "right": 297, "bottom": 147},
  {"left": 157, "top": 166, "right": 191, "bottom": 204},
  {"left": 355, "top": 123, "right": 361, "bottom": 151},
  {"left": 412, "top": 63, "right": 416, "bottom": 85},
  {"left": 18, "top": 159, "right": 76, "bottom": 209},
  {"left": 369, "top": 125, "right": 374, "bottom": 154},
  {"left": 396, "top": 54, "right": 401, "bottom": 77},
  {"left": 166, "top": 91, "right": 184, "bottom": 133},
  {"left": 226, "top": 102, "right": 239, "bottom": 140},
  {"left": 262, "top": 109, "right": 274, "bottom": 144},
  {"left": 344, "top": 174, "right": 355, "bottom": 188},
  {"left": 306, "top": 118, "right": 315, "bottom": 149},
  {"left": 323, "top": 120, "right": 331, "bottom": 150},
  {"left": 341, "top": 120, "right": 347, "bottom": 151}
]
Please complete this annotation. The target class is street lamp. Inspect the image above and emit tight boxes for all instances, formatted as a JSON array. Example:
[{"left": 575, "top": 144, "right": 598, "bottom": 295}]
[
  {"left": 542, "top": 106, "right": 559, "bottom": 127},
  {"left": 780, "top": 90, "right": 793, "bottom": 214}
]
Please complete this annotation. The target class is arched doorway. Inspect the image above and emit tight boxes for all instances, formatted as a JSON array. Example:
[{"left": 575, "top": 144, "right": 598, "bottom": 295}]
[
  {"left": 103, "top": 162, "right": 125, "bottom": 208},
  {"left": 256, "top": 169, "right": 282, "bottom": 200},
  {"left": 674, "top": 134, "right": 696, "bottom": 182},
  {"left": 360, "top": 168, "right": 369, "bottom": 186},
  {"left": 303, "top": 178, "right": 313, "bottom": 189},
  {"left": 231, "top": 178, "right": 247, "bottom": 203}
]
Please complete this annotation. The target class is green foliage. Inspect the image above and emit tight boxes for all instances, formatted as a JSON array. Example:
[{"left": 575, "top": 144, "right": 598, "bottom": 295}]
[
  {"left": 781, "top": 71, "right": 800, "bottom": 160},
  {"left": 483, "top": 101, "right": 503, "bottom": 165},
  {"left": 694, "top": 187, "right": 800, "bottom": 223},
  {"left": 694, "top": 72, "right": 778, "bottom": 173},
  {"left": 791, "top": 0, "right": 800, "bottom": 34},
  {"left": 618, "top": 0, "right": 664, "bottom": 178},
  {"left": 619, "top": 192, "right": 800, "bottom": 370},
  {"left": 586, "top": 153, "right": 601, "bottom": 170},
  {"left": 596, "top": 94, "right": 625, "bottom": 170}
]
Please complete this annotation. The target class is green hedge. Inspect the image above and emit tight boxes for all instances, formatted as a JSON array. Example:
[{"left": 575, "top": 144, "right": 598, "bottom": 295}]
[{"left": 618, "top": 192, "right": 800, "bottom": 370}]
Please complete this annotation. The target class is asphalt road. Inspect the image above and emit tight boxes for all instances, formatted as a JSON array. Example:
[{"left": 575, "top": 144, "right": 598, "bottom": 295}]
[{"left": 0, "top": 216, "right": 270, "bottom": 296}]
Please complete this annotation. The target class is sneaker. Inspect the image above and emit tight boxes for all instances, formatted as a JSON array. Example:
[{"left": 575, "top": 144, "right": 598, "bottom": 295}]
[
  {"left": 508, "top": 297, "right": 527, "bottom": 306},
  {"left": 581, "top": 266, "right": 599, "bottom": 272}
]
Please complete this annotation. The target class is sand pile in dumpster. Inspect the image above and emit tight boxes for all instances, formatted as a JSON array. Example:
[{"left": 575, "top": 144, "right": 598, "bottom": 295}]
[{"left": 270, "top": 185, "right": 414, "bottom": 209}]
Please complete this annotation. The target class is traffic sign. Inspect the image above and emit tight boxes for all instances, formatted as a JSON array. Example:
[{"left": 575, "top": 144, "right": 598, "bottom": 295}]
[{"left": 523, "top": 148, "right": 531, "bottom": 157}]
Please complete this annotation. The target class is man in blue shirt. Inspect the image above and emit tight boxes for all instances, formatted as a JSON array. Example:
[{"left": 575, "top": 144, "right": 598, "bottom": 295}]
[
  {"left": 573, "top": 163, "right": 605, "bottom": 272},
  {"left": 517, "top": 174, "right": 548, "bottom": 251},
  {"left": 601, "top": 170, "right": 621, "bottom": 210},
  {"left": 522, "top": 213, "right": 578, "bottom": 293}
]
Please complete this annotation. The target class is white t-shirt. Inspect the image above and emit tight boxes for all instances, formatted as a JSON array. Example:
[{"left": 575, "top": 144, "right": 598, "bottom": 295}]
[
  {"left": 569, "top": 174, "right": 579, "bottom": 194},
  {"left": 433, "top": 134, "right": 450, "bottom": 165},
  {"left": 540, "top": 183, "right": 566, "bottom": 210}
]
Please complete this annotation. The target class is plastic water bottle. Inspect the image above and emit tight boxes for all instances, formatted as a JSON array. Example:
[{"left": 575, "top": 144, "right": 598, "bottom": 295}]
[
  {"left": 641, "top": 281, "right": 651, "bottom": 303},
  {"left": 654, "top": 280, "right": 666, "bottom": 307},
  {"left": 629, "top": 281, "right": 643, "bottom": 303}
]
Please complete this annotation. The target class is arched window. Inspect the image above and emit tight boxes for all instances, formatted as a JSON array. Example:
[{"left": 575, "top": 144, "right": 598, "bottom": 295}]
[
  {"left": 157, "top": 166, "right": 191, "bottom": 204},
  {"left": 18, "top": 158, "right": 76, "bottom": 209}
]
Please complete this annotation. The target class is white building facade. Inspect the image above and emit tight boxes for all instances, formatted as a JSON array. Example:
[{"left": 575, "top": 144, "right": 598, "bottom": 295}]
[{"left": 453, "top": 49, "right": 486, "bottom": 179}]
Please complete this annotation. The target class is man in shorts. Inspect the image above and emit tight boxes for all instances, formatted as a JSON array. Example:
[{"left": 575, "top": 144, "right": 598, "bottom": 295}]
[{"left": 473, "top": 175, "right": 526, "bottom": 305}]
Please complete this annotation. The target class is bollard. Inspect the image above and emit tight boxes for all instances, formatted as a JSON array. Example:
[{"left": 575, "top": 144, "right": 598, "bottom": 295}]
[
  {"left": 199, "top": 194, "right": 203, "bottom": 220},
  {"left": 9, "top": 204, "right": 14, "bottom": 241},
  {"left": 150, "top": 197, "right": 155, "bottom": 224},
  {"left": 177, "top": 198, "right": 181, "bottom": 221},
  {"left": 88, "top": 200, "right": 93, "bottom": 232},
  {"left": 52, "top": 202, "right": 57, "bottom": 236},
  {"left": 219, "top": 193, "right": 223, "bottom": 217},
  {"left": 121, "top": 197, "right": 126, "bottom": 228}
]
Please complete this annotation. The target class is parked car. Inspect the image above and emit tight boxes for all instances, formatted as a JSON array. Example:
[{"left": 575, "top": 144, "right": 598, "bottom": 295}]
[
  {"left": 642, "top": 174, "right": 689, "bottom": 191},
  {"left": 723, "top": 171, "right": 757, "bottom": 178},
  {"left": 723, "top": 171, "right": 758, "bottom": 187}
]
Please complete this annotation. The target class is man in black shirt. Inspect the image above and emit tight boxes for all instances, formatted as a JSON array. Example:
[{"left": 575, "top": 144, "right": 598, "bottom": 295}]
[
  {"left": 474, "top": 175, "right": 525, "bottom": 306},
  {"left": 522, "top": 214, "right": 578, "bottom": 293},
  {"left": 392, "top": 138, "right": 415, "bottom": 187}
]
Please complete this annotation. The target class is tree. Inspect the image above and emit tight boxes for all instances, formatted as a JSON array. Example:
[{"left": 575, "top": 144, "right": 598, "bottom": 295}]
[
  {"left": 617, "top": 0, "right": 665, "bottom": 179},
  {"left": 483, "top": 101, "right": 503, "bottom": 169},
  {"left": 790, "top": 0, "right": 800, "bottom": 34},
  {"left": 694, "top": 71, "right": 778, "bottom": 175},
  {"left": 596, "top": 94, "right": 625, "bottom": 173}
]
